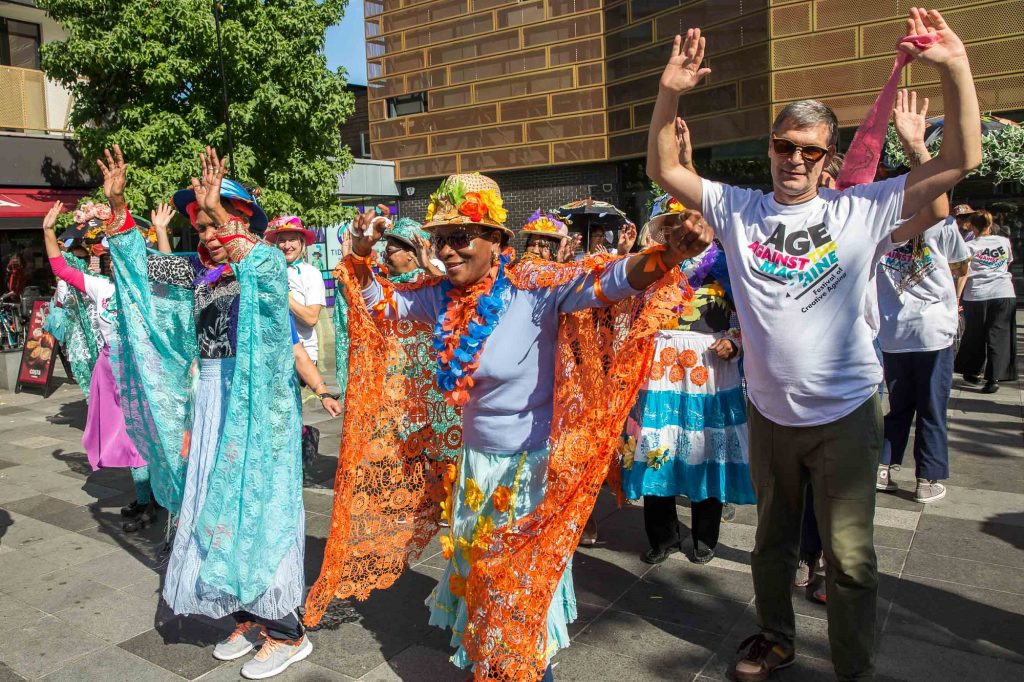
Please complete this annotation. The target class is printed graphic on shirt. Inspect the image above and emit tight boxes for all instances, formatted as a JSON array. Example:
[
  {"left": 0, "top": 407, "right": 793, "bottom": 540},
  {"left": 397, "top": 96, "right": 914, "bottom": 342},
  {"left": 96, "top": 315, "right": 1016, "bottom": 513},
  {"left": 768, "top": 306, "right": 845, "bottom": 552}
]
[
  {"left": 746, "top": 222, "right": 848, "bottom": 312},
  {"left": 972, "top": 244, "right": 1009, "bottom": 270},
  {"left": 881, "top": 241, "right": 934, "bottom": 294}
]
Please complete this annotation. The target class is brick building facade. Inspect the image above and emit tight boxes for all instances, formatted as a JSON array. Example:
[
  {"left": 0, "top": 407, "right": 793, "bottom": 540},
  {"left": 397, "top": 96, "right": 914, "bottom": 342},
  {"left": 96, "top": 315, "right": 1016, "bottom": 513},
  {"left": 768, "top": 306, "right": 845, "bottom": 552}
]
[{"left": 363, "top": 0, "right": 1024, "bottom": 229}]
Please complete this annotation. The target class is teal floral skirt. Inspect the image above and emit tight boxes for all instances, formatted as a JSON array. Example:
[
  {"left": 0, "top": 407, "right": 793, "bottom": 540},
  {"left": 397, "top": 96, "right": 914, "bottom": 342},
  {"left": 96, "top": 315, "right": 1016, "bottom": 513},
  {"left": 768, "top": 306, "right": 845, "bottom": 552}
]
[{"left": 426, "top": 445, "right": 576, "bottom": 669}]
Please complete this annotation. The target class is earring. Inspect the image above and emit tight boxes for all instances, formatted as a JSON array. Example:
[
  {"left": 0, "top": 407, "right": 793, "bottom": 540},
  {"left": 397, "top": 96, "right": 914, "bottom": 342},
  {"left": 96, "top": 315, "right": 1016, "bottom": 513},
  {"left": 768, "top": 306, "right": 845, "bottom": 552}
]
[{"left": 491, "top": 251, "right": 499, "bottom": 265}]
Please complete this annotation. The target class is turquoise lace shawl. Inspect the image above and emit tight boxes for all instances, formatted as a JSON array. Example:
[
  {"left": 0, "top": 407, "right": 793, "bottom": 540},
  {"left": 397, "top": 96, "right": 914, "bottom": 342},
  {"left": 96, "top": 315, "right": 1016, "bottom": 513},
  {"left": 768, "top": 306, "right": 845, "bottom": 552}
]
[{"left": 109, "top": 230, "right": 303, "bottom": 603}]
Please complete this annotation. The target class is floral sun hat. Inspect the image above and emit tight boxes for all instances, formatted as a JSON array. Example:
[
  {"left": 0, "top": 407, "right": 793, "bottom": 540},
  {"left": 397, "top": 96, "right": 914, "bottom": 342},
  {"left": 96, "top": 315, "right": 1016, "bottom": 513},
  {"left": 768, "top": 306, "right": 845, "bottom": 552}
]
[
  {"left": 422, "top": 173, "right": 512, "bottom": 237},
  {"left": 384, "top": 216, "right": 430, "bottom": 250},
  {"left": 520, "top": 209, "right": 568, "bottom": 242},
  {"left": 265, "top": 215, "right": 317, "bottom": 245},
  {"left": 644, "top": 193, "right": 689, "bottom": 245}
]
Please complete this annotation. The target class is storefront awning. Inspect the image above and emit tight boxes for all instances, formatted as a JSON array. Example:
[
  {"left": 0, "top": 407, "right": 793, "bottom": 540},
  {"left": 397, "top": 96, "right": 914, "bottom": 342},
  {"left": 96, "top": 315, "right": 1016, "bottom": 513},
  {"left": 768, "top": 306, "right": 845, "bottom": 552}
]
[{"left": 0, "top": 188, "right": 90, "bottom": 219}]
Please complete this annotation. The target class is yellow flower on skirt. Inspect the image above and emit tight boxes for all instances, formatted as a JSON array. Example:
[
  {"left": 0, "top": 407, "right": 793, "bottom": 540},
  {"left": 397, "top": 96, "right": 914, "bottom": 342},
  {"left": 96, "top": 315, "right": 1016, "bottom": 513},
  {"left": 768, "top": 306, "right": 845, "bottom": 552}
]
[
  {"left": 463, "top": 477, "right": 485, "bottom": 512},
  {"left": 440, "top": 534, "right": 454, "bottom": 560},
  {"left": 646, "top": 446, "right": 671, "bottom": 470}
]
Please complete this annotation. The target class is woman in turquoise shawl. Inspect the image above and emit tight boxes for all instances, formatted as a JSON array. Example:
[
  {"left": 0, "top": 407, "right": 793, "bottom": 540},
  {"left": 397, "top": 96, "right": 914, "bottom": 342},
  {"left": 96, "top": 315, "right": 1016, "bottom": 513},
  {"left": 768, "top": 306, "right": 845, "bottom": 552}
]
[
  {"left": 100, "top": 146, "right": 310, "bottom": 679},
  {"left": 46, "top": 249, "right": 102, "bottom": 398}
]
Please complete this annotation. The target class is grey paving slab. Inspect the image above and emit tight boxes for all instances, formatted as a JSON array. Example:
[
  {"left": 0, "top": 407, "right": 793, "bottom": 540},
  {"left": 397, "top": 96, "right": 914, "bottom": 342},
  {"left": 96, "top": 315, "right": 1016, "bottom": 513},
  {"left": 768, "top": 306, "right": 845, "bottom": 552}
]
[
  {"left": 356, "top": 644, "right": 456, "bottom": 681},
  {"left": 118, "top": 617, "right": 227, "bottom": 680},
  {"left": 53, "top": 587, "right": 160, "bottom": 645},
  {"left": 1, "top": 494, "right": 81, "bottom": 522},
  {"left": 874, "top": 633, "right": 1024, "bottom": 682},
  {"left": 0, "top": 590, "right": 48, "bottom": 635},
  {"left": 901, "top": 550, "right": 1024, "bottom": 595},
  {"left": 550, "top": 641, "right": 688, "bottom": 681},
  {"left": 909, "top": 513, "right": 1023, "bottom": 567},
  {"left": 0, "top": 662, "right": 26, "bottom": 682},
  {"left": 885, "top": 575, "right": 1024, "bottom": 663},
  {"left": 922, "top": 487, "right": 1024, "bottom": 526},
  {"left": 572, "top": 609, "right": 722, "bottom": 676},
  {"left": 0, "top": 615, "right": 107, "bottom": 679},
  {"left": 39, "top": 645, "right": 184, "bottom": 682},
  {"left": 6, "top": 565, "right": 119, "bottom": 613},
  {"left": 606, "top": 569, "right": 749, "bottom": 636}
]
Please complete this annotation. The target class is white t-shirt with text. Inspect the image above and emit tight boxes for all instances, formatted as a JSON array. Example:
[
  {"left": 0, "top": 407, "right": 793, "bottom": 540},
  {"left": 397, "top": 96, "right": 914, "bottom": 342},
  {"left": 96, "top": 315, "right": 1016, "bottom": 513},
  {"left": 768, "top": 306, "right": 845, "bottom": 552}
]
[
  {"left": 875, "top": 217, "right": 968, "bottom": 353},
  {"left": 287, "top": 261, "right": 327, "bottom": 362},
  {"left": 82, "top": 273, "right": 116, "bottom": 346},
  {"left": 963, "top": 235, "right": 1015, "bottom": 301},
  {"left": 702, "top": 175, "right": 906, "bottom": 427}
]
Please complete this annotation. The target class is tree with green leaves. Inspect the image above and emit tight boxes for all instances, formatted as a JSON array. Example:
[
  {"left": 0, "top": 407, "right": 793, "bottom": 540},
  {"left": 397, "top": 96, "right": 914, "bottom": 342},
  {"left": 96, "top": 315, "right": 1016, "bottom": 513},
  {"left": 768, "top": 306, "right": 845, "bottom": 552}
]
[{"left": 40, "top": 0, "right": 354, "bottom": 227}]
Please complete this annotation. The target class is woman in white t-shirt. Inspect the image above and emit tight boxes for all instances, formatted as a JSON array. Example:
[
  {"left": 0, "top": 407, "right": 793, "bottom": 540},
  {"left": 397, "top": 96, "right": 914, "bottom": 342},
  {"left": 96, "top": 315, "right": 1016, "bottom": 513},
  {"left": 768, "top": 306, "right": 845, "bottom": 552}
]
[
  {"left": 956, "top": 210, "right": 1017, "bottom": 393},
  {"left": 265, "top": 216, "right": 327, "bottom": 362}
]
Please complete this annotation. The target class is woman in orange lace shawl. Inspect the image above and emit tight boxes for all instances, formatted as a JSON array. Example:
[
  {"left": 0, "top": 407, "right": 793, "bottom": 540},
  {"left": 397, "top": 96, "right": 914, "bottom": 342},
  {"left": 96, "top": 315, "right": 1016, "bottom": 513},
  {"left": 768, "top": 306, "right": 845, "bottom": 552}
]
[{"left": 305, "top": 174, "right": 712, "bottom": 681}]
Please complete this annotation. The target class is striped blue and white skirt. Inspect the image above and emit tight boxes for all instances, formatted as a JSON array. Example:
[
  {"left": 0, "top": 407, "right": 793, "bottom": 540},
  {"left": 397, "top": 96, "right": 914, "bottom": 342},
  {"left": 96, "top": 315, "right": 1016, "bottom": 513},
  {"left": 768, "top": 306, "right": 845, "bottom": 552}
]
[{"left": 621, "top": 330, "right": 754, "bottom": 504}]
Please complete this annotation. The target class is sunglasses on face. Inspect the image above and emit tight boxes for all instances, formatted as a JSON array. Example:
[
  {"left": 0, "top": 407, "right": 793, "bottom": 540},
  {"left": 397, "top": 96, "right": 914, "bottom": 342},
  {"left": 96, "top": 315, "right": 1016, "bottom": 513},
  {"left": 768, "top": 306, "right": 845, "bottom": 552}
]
[
  {"left": 771, "top": 136, "right": 830, "bottom": 164},
  {"left": 433, "top": 228, "right": 485, "bottom": 251}
]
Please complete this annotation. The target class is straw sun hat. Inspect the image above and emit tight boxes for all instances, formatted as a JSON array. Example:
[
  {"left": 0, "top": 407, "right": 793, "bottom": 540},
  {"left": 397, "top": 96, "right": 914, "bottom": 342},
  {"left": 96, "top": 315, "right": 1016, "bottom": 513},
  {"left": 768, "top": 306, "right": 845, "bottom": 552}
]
[{"left": 422, "top": 173, "right": 513, "bottom": 238}]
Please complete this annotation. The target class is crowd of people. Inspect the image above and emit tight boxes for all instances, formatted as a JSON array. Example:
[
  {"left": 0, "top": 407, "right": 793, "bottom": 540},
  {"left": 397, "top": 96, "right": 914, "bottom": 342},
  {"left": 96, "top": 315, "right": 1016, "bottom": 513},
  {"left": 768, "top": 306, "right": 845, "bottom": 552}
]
[{"left": 34, "top": 9, "right": 1015, "bottom": 682}]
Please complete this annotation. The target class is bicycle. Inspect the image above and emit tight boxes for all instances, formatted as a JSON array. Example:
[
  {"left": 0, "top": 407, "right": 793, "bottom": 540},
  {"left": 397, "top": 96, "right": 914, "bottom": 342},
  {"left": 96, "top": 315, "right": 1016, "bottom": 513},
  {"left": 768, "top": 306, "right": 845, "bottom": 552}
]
[{"left": 0, "top": 293, "right": 25, "bottom": 351}]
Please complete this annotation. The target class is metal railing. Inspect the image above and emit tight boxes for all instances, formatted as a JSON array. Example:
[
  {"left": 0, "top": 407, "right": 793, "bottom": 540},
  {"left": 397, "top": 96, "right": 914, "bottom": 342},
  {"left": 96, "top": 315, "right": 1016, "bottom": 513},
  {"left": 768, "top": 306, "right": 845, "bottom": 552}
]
[{"left": 0, "top": 64, "right": 68, "bottom": 134}]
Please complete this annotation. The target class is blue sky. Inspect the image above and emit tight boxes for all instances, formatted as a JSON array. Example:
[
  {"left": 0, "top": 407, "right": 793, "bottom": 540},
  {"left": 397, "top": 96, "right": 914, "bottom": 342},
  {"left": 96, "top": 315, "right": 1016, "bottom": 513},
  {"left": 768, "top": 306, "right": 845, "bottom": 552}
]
[{"left": 325, "top": 1, "right": 367, "bottom": 86}]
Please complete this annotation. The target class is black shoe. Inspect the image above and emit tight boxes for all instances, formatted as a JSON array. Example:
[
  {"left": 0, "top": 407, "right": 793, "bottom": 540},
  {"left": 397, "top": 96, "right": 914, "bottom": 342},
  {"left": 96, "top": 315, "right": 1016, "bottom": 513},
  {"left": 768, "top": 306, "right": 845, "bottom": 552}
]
[
  {"left": 963, "top": 374, "right": 982, "bottom": 385},
  {"left": 641, "top": 545, "right": 679, "bottom": 564},
  {"left": 982, "top": 381, "right": 999, "bottom": 394},
  {"left": 689, "top": 540, "right": 715, "bottom": 564},
  {"left": 120, "top": 500, "right": 147, "bottom": 518},
  {"left": 123, "top": 503, "right": 158, "bottom": 533}
]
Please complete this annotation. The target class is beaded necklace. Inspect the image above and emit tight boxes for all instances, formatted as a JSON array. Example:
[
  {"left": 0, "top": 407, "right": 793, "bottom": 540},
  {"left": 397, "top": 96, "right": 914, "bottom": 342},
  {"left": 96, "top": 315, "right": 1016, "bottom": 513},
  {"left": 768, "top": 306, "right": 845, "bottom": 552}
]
[{"left": 432, "top": 252, "right": 512, "bottom": 406}]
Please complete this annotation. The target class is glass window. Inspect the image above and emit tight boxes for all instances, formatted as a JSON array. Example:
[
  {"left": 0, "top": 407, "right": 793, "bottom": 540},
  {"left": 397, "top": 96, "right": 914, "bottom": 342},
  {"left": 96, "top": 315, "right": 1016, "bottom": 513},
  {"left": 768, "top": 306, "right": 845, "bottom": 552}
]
[
  {"left": 551, "top": 87, "right": 604, "bottom": 115},
  {"left": 1, "top": 19, "right": 42, "bottom": 70},
  {"left": 373, "top": 136, "right": 428, "bottom": 160},
  {"left": 359, "top": 132, "right": 371, "bottom": 158},
  {"left": 397, "top": 155, "right": 458, "bottom": 180},
  {"left": 429, "top": 86, "right": 471, "bottom": 110},
  {"left": 549, "top": 38, "right": 601, "bottom": 66},
  {"left": 500, "top": 97, "right": 548, "bottom": 122},
  {"left": 450, "top": 49, "right": 546, "bottom": 85},
  {"left": 496, "top": 1, "right": 545, "bottom": 28},
  {"left": 428, "top": 30, "right": 519, "bottom": 66},
  {"left": 460, "top": 144, "right": 549, "bottom": 172},
  {"left": 552, "top": 138, "right": 606, "bottom": 164},
  {"left": 387, "top": 92, "right": 428, "bottom": 118},
  {"left": 407, "top": 104, "right": 498, "bottom": 134},
  {"left": 523, "top": 14, "right": 601, "bottom": 47},
  {"left": 528, "top": 113, "right": 604, "bottom": 141},
  {"left": 550, "top": 0, "right": 601, "bottom": 17}
]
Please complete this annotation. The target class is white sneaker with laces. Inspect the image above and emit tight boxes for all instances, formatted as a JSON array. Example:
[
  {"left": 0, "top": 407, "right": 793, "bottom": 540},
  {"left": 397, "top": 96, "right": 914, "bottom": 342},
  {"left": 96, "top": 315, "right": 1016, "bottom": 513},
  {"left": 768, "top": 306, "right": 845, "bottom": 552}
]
[
  {"left": 213, "top": 621, "right": 265, "bottom": 661},
  {"left": 241, "top": 635, "right": 313, "bottom": 679},
  {"left": 876, "top": 465, "right": 897, "bottom": 492},
  {"left": 915, "top": 479, "right": 946, "bottom": 503}
]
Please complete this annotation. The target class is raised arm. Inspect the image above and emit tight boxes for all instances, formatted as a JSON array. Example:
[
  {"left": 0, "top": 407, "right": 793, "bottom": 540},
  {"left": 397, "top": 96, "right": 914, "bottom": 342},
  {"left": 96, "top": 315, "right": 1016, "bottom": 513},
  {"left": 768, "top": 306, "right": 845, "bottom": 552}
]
[
  {"left": 900, "top": 9, "right": 981, "bottom": 221},
  {"left": 43, "top": 201, "right": 87, "bottom": 293},
  {"left": 890, "top": 89, "right": 949, "bottom": 242},
  {"left": 646, "top": 29, "right": 710, "bottom": 209},
  {"left": 150, "top": 202, "right": 175, "bottom": 254}
]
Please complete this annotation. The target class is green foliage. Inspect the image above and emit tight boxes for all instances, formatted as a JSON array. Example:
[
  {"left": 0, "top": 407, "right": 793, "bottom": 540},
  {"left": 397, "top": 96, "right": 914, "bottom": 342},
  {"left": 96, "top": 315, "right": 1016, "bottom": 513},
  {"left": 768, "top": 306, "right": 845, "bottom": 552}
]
[
  {"left": 884, "top": 122, "right": 1024, "bottom": 185},
  {"left": 39, "top": 0, "right": 356, "bottom": 227}
]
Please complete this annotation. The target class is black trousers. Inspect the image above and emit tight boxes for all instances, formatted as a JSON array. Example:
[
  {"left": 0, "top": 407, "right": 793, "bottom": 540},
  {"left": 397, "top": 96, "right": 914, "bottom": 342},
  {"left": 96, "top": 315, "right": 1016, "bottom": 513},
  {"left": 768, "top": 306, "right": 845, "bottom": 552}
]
[
  {"left": 643, "top": 495, "right": 723, "bottom": 551},
  {"left": 233, "top": 610, "right": 303, "bottom": 641},
  {"left": 956, "top": 297, "right": 1018, "bottom": 382}
]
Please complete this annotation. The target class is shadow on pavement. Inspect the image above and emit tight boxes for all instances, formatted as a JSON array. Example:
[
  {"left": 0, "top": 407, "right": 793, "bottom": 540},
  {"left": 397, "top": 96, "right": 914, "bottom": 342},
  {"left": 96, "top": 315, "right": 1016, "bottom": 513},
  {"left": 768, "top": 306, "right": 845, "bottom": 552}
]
[{"left": 981, "top": 512, "right": 1024, "bottom": 551}]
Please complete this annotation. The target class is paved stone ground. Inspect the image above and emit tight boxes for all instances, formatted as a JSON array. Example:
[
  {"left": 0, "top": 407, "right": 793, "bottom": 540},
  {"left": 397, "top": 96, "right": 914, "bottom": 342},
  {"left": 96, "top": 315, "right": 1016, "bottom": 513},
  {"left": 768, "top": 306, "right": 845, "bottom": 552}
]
[{"left": 0, "top": 325, "right": 1021, "bottom": 681}]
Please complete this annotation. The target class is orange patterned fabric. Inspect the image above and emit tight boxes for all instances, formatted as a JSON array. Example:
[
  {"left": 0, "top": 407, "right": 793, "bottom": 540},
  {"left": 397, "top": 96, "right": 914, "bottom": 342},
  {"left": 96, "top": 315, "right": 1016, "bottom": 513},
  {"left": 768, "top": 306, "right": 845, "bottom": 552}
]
[{"left": 305, "top": 252, "right": 690, "bottom": 681}]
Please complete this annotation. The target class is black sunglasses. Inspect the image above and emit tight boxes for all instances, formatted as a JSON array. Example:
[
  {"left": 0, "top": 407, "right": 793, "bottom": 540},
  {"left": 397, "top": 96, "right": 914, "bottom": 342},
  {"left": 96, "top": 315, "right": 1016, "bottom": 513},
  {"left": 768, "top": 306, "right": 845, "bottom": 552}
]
[
  {"left": 771, "top": 136, "right": 830, "bottom": 164},
  {"left": 434, "top": 228, "right": 486, "bottom": 251}
]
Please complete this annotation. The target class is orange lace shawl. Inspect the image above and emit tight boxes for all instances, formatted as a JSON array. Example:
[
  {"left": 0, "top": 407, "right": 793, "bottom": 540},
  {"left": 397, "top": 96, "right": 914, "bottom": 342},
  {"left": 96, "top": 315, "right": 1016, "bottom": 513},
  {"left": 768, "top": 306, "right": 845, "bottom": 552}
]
[{"left": 305, "top": 253, "right": 688, "bottom": 681}]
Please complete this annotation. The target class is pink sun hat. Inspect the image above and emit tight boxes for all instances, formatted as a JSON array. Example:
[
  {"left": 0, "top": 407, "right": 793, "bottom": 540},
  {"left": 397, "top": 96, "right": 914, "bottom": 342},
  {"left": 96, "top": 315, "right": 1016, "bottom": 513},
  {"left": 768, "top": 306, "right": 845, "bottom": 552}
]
[{"left": 264, "top": 215, "right": 317, "bottom": 245}]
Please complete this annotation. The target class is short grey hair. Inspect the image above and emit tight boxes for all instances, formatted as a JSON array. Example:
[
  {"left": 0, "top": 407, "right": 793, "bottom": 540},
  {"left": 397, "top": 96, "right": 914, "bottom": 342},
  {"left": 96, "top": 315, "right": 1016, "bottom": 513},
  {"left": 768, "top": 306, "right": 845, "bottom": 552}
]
[{"left": 772, "top": 100, "right": 839, "bottom": 148}]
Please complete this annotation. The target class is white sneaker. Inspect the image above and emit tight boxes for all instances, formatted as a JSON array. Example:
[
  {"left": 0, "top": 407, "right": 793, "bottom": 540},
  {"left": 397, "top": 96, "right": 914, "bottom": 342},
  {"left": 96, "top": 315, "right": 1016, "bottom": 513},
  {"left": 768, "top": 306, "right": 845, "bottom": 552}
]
[
  {"left": 915, "top": 480, "right": 947, "bottom": 503},
  {"left": 213, "top": 621, "right": 265, "bottom": 661},
  {"left": 241, "top": 635, "right": 313, "bottom": 679},
  {"left": 876, "top": 465, "right": 897, "bottom": 492}
]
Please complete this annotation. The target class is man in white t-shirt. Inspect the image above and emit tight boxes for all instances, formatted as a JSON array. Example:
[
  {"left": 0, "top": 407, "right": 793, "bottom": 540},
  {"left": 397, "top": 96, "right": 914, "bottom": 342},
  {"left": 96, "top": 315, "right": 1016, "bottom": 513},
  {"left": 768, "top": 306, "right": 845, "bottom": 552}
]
[{"left": 646, "top": 11, "right": 981, "bottom": 682}]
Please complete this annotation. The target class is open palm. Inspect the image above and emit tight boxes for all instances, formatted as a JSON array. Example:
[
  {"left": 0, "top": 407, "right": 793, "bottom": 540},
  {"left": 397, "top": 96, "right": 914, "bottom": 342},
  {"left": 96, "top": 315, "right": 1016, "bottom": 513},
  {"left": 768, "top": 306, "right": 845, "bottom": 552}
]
[
  {"left": 892, "top": 89, "right": 929, "bottom": 146},
  {"left": 659, "top": 28, "right": 711, "bottom": 94},
  {"left": 900, "top": 8, "right": 967, "bottom": 66}
]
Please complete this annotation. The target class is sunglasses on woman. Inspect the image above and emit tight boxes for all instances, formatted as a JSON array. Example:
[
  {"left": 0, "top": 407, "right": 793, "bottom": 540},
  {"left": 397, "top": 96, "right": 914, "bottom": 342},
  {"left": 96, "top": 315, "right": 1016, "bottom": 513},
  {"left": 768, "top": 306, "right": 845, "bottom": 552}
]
[
  {"left": 433, "top": 228, "right": 486, "bottom": 251},
  {"left": 770, "top": 136, "right": 830, "bottom": 164}
]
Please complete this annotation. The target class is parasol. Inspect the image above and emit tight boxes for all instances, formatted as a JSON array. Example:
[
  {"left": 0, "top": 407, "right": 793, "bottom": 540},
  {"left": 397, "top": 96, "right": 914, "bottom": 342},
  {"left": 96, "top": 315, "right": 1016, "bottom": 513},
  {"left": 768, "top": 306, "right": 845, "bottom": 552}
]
[{"left": 553, "top": 198, "right": 629, "bottom": 252}]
